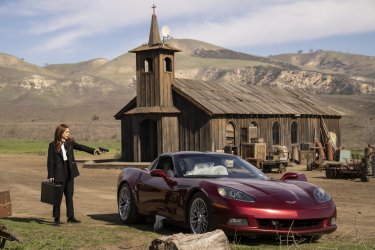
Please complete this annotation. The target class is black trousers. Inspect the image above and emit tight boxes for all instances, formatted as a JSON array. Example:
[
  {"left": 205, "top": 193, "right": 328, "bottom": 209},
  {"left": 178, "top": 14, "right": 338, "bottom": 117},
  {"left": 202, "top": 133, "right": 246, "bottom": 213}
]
[{"left": 53, "top": 162, "right": 74, "bottom": 219}]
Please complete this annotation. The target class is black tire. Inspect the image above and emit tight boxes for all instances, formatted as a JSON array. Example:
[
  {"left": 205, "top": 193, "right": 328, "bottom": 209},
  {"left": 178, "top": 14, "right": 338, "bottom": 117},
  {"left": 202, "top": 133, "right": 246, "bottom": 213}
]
[
  {"left": 332, "top": 168, "right": 340, "bottom": 179},
  {"left": 361, "top": 175, "right": 370, "bottom": 182},
  {"left": 326, "top": 168, "right": 332, "bottom": 179},
  {"left": 188, "top": 192, "right": 212, "bottom": 234},
  {"left": 118, "top": 183, "right": 141, "bottom": 224}
]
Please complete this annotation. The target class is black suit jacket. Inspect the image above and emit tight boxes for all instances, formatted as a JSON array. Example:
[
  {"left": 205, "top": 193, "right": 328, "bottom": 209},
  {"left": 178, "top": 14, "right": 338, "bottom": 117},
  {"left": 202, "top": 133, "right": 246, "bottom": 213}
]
[{"left": 47, "top": 140, "right": 95, "bottom": 182}]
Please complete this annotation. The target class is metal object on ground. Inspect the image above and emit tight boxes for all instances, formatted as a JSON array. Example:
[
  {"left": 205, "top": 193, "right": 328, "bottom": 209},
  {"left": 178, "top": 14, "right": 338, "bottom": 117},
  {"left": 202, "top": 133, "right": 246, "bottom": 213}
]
[
  {"left": 261, "top": 160, "right": 288, "bottom": 173},
  {"left": 335, "top": 149, "right": 351, "bottom": 162},
  {"left": 244, "top": 145, "right": 288, "bottom": 173},
  {"left": 324, "top": 147, "right": 370, "bottom": 182}
]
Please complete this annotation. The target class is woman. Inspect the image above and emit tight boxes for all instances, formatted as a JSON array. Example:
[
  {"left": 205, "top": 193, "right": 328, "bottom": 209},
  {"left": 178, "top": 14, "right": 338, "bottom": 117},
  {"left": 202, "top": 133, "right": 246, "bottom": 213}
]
[{"left": 47, "top": 124, "right": 100, "bottom": 226}]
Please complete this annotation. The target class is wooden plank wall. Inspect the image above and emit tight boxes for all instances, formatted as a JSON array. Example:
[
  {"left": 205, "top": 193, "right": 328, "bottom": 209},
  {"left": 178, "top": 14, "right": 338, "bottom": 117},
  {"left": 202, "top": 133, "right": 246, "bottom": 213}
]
[
  {"left": 210, "top": 115, "right": 341, "bottom": 153},
  {"left": 159, "top": 53, "right": 174, "bottom": 107},
  {"left": 162, "top": 116, "right": 179, "bottom": 152},
  {"left": 322, "top": 117, "right": 341, "bottom": 146},
  {"left": 136, "top": 52, "right": 160, "bottom": 107},
  {"left": 121, "top": 111, "right": 340, "bottom": 161},
  {"left": 136, "top": 51, "right": 174, "bottom": 108},
  {"left": 173, "top": 94, "right": 211, "bottom": 151}
]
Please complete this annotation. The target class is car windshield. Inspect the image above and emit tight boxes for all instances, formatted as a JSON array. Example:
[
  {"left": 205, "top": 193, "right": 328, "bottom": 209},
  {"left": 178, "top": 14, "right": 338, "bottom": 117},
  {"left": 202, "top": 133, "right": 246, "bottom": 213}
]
[{"left": 174, "top": 153, "right": 268, "bottom": 180}]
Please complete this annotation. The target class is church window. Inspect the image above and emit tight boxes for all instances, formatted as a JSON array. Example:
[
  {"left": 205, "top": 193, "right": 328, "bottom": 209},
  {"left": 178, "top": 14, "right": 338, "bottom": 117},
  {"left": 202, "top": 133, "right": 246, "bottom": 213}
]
[
  {"left": 144, "top": 58, "right": 153, "bottom": 72},
  {"left": 164, "top": 57, "right": 172, "bottom": 72},
  {"left": 291, "top": 121, "right": 298, "bottom": 144},
  {"left": 272, "top": 121, "right": 280, "bottom": 145},
  {"left": 226, "top": 122, "right": 236, "bottom": 146}
]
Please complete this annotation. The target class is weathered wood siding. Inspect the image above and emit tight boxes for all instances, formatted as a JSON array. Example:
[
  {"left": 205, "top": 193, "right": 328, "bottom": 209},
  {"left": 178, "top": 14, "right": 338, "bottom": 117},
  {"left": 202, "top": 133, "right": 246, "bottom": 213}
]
[
  {"left": 322, "top": 117, "right": 341, "bottom": 146},
  {"left": 136, "top": 51, "right": 175, "bottom": 108},
  {"left": 161, "top": 116, "right": 179, "bottom": 152},
  {"left": 120, "top": 113, "right": 180, "bottom": 161},
  {"left": 173, "top": 93, "right": 211, "bottom": 151},
  {"left": 209, "top": 115, "right": 341, "bottom": 153}
]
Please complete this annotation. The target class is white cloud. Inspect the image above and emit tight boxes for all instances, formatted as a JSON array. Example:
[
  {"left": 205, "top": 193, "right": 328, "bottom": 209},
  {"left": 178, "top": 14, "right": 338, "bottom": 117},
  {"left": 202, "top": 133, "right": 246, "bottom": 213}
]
[
  {"left": 172, "top": 0, "right": 375, "bottom": 48},
  {"left": 3, "top": 0, "right": 375, "bottom": 54}
]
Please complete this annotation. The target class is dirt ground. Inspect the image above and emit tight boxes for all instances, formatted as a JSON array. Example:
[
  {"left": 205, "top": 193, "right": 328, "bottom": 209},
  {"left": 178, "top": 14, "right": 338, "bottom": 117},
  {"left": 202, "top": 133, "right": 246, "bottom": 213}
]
[{"left": 1, "top": 154, "right": 375, "bottom": 247}]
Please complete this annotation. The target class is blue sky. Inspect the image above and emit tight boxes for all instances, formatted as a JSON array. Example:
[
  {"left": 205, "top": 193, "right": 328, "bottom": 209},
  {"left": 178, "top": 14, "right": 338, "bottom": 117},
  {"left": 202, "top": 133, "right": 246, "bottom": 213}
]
[{"left": 1, "top": 0, "right": 375, "bottom": 66}]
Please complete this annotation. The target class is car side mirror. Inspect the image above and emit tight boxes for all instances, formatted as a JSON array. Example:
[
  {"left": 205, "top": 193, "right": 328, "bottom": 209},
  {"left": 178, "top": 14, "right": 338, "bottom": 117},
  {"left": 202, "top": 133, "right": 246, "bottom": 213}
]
[
  {"left": 281, "top": 172, "right": 307, "bottom": 182},
  {"left": 150, "top": 169, "right": 177, "bottom": 186}
]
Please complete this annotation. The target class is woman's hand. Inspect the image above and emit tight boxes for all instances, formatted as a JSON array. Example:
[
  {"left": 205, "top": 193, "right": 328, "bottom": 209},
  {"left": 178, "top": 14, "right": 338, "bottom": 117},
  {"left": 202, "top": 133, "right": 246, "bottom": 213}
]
[{"left": 49, "top": 178, "right": 54, "bottom": 183}]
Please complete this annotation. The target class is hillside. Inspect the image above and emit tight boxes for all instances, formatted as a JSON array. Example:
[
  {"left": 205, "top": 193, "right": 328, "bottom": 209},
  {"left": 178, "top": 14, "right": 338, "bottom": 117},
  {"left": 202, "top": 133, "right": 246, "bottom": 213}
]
[
  {"left": 270, "top": 51, "right": 375, "bottom": 79},
  {"left": 0, "top": 39, "right": 374, "bottom": 148}
]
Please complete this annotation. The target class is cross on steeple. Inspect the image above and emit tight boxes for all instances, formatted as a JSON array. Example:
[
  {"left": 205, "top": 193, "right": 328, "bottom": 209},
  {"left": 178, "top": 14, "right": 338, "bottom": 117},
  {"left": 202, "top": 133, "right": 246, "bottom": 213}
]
[{"left": 151, "top": 4, "right": 156, "bottom": 15}]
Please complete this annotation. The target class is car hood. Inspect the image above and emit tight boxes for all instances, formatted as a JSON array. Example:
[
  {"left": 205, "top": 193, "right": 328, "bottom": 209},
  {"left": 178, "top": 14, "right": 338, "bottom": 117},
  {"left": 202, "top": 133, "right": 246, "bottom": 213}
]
[{"left": 208, "top": 178, "right": 323, "bottom": 208}]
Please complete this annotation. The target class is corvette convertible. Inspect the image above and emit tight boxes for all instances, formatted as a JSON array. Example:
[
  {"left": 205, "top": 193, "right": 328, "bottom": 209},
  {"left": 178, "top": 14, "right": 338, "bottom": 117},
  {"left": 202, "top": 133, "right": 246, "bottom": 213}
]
[{"left": 117, "top": 152, "right": 336, "bottom": 239}]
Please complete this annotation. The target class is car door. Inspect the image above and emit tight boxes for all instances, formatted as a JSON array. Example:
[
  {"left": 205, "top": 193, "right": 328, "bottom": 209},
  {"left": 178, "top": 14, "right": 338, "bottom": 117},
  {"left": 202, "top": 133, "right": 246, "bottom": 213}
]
[{"left": 136, "top": 156, "right": 179, "bottom": 216}]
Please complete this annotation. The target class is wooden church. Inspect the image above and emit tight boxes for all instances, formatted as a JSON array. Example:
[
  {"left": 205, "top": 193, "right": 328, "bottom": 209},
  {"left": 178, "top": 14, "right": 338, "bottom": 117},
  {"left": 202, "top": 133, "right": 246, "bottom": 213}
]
[{"left": 115, "top": 10, "right": 342, "bottom": 162}]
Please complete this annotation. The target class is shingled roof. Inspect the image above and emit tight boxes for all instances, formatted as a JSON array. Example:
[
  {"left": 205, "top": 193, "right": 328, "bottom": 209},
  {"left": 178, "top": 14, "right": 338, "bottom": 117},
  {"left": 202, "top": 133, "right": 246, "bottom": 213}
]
[{"left": 172, "top": 78, "right": 342, "bottom": 117}]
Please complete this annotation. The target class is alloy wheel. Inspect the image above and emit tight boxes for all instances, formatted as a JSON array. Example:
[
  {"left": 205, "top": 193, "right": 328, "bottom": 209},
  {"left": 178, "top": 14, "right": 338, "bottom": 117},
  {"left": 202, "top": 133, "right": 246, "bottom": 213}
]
[
  {"left": 189, "top": 197, "right": 208, "bottom": 234},
  {"left": 118, "top": 185, "right": 131, "bottom": 221}
]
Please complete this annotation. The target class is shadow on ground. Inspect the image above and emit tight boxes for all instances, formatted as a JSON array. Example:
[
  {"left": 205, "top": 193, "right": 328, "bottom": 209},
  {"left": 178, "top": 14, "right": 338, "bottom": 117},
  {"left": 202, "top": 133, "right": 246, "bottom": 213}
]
[
  {"left": 86, "top": 213, "right": 320, "bottom": 246},
  {"left": 87, "top": 213, "right": 185, "bottom": 236},
  {"left": 0, "top": 217, "right": 52, "bottom": 225}
]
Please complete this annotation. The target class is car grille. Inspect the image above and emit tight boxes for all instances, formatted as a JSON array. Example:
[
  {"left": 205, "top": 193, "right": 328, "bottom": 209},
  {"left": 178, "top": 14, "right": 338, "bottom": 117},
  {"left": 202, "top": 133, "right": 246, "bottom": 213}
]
[{"left": 258, "top": 219, "right": 322, "bottom": 229}]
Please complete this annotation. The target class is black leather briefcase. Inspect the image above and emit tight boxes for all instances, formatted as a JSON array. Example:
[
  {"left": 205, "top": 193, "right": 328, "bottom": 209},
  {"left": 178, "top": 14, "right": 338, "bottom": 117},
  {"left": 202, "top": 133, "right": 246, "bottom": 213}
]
[{"left": 40, "top": 181, "right": 63, "bottom": 205}]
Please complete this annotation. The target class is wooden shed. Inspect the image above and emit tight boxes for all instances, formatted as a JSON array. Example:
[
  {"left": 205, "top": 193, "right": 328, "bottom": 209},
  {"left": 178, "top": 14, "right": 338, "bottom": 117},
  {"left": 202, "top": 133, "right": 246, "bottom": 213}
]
[{"left": 115, "top": 10, "right": 342, "bottom": 162}]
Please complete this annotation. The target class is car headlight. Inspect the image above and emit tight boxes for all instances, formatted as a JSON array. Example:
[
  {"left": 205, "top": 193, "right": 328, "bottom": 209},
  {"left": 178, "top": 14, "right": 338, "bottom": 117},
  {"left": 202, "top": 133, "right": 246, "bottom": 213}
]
[
  {"left": 218, "top": 186, "right": 255, "bottom": 202},
  {"left": 313, "top": 187, "right": 331, "bottom": 203}
]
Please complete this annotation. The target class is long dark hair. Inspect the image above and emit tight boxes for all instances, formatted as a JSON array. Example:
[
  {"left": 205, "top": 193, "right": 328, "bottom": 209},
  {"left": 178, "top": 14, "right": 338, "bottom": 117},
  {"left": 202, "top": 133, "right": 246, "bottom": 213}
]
[{"left": 54, "top": 124, "right": 73, "bottom": 151}]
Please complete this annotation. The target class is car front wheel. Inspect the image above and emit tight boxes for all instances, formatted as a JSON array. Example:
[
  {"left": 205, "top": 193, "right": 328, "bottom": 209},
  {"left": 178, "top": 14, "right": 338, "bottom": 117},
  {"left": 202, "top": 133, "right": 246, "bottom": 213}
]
[
  {"left": 118, "top": 183, "right": 140, "bottom": 224},
  {"left": 188, "top": 192, "right": 212, "bottom": 234}
]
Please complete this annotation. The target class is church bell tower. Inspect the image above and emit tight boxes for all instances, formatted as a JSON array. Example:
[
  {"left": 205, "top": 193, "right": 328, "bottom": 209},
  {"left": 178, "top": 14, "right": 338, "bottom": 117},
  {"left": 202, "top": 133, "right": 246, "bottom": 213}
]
[
  {"left": 126, "top": 5, "right": 181, "bottom": 162},
  {"left": 129, "top": 5, "right": 181, "bottom": 108}
]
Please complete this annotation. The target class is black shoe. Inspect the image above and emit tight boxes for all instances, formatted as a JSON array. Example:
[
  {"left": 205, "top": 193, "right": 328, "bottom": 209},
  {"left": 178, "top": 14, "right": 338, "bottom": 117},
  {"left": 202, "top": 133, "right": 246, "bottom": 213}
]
[
  {"left": 53, "top": 218, "right": 61, "bottom": 226},
  {"left": 67, "top": 217, "right": 81, "bottom": 223}
]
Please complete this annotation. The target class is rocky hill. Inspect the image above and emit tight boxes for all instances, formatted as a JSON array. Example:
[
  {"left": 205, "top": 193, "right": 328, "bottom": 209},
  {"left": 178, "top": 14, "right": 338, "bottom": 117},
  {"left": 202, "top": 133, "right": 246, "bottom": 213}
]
[
  {"left": 0, "top": 39, "right": 374, "bottom": 148},
  {"left": 271, "top": 51, "right": 375, "bottom": 79},
  {"left": 2, "top": 39, "right": 375, "bottom": 107}
]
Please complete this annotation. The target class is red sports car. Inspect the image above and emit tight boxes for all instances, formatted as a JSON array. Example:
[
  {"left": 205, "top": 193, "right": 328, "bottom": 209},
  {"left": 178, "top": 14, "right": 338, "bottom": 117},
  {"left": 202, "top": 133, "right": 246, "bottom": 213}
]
[{"left": 117, "top": 152, "right": 336, "bottom": 240}]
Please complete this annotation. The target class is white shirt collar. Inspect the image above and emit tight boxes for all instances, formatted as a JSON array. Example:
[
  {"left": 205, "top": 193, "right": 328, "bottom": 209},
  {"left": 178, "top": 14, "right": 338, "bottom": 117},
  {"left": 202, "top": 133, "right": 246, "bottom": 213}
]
[{"left": 61, "top": 141, "right": 68, "bottom": 161}]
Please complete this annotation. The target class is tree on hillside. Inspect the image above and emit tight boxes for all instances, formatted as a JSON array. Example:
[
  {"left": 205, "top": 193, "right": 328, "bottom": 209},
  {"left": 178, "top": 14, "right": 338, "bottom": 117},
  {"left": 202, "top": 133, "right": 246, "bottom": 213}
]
[{"left": 297, "top": 49, "right": 303, "bottom": 54}]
